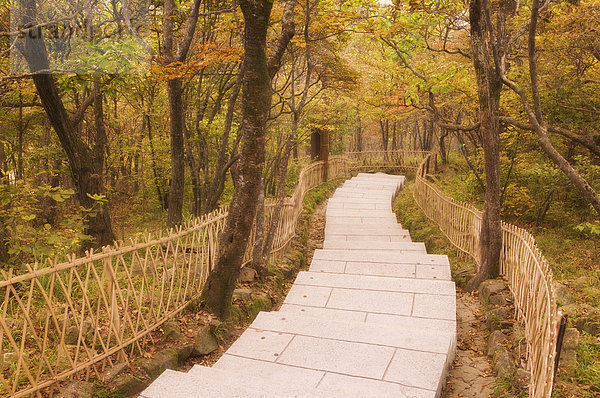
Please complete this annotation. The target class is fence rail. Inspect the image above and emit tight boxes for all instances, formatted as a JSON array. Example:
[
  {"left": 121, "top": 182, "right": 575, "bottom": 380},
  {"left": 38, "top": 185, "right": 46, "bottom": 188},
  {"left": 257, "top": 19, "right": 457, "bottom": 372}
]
[
  {"left": 413, "top": 152, "right": 558, "bottom": 398},
  {"left": 0, "top": 150, "right": 557, "bottom": 397},
  {"left": 0, "top": 156, "right": 353, "bottom": 397}
]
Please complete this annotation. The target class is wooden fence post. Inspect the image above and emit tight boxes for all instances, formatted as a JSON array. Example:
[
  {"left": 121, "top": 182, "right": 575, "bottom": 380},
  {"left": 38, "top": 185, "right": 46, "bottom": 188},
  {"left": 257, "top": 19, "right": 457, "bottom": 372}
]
[{"left": 320, "top": 129, "right": 329, "bottom": 181}]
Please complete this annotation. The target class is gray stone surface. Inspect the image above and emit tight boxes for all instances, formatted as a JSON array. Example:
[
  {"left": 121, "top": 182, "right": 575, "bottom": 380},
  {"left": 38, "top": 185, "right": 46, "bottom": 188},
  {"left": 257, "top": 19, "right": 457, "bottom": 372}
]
[
  {"left": 313, "top": 249, "right": 450, "bottom": 265},
  {"left": 141, "top": 173, "right": 456, "bottom": 398},
  {"left": 251, "top": 312, "right": 453, "bottom": 354},
  {"left": 322, "top": 240, "right": 426, "bottom": 252},
  {"left": 277, "top": 335, "right": 395, "bottom": 379},
  {"left": 294, "top": 271, "right": 456, "bottom": 295},
  {"left": 384, "top": 348, "right": 448, "bottom": 393}
]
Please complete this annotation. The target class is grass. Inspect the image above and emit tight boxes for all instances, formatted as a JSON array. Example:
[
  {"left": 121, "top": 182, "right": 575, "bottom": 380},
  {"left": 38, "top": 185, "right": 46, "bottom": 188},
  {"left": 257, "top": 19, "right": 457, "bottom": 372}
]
[
  {"left": 394, "top": 180, "right": 477, "bottom": 288},
  {"left": 424, "top": 159, "right": 600, "bottom": 397}
]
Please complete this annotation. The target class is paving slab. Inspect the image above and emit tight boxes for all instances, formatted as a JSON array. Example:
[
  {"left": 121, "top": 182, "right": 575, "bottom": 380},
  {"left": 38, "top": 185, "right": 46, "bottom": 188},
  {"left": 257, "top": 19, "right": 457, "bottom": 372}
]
[
  {"left": 325, "top": 209, "right": 397, "bottom": 217},
  {"left": 322, "top": 240, "right": 425, "bottom": 252},
  {"left": 318, "top": 373, "right": 435, "bottom": 398},
  {"left": 325, "top": 234, "right": 411, "bottom": 242},
  {"left": 313, "top": 249, "right": 450, "bottom": 266},
  {"left": 251, "top": 312, "right": 453, "bottom": 354},
  {"left": 140, "top": 368, "right": 332, "bottom": 398},
  {"left": 293, "top": 271, "right": 455, "bottom": 295},
  {"left": 324, "top": 224, "right": 409, "bottom": 235},
  {"left": 277, "top": 335, "right": 395, "bottom": 379},
  {"left": 214, "top": 355, "right": 430, "bottom": 398},
  {"left": 384, "top": 349, "right": 448, "bottom": 394}
]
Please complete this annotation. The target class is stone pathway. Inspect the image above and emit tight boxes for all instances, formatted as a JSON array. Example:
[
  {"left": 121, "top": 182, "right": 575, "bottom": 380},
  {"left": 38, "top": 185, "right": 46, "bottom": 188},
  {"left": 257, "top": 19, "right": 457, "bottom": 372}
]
[{"left": 141, "top": 173, "right": 457, "bottom": 398}]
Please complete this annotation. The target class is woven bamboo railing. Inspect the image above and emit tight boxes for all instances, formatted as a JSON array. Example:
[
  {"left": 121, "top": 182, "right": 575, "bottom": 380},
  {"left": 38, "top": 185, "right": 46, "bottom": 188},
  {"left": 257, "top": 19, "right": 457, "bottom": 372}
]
[
  {"left": 0, "top": 150, "right": 558, "bottom": 397},
  {"left": 413, "top": 152, "right": 558, "bottom": 398},
  {"left": 0, "top": 156, "right": 352, "bottom": 397}
]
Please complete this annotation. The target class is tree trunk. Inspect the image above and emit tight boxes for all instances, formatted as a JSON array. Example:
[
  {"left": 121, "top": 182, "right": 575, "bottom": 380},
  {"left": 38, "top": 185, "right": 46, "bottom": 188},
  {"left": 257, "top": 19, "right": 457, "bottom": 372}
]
[
  {"left": 166, "top": 78, "right": 186, "bottom": 226},
  {"left": 465, "top": 0, "right": 503, "bottom": 291},
  {"left": 250, "top": 179, "right": 266, "bottom": 274},
  {"left": 17, "top": 0, "right": 115, "bottom": 248},
  {"left": 201, "top": 0, "right": 277, "bottom": 318}
]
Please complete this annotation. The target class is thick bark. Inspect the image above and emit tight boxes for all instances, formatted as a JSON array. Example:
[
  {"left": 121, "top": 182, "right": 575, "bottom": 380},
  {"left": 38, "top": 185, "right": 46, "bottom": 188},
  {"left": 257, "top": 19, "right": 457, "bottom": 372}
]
[
  {"left": 201, "top": 0, "right": 278, "bottom": 318},
  {"left": 250, "top": 180, "right": 266, "bottom": 275},
  {"left": 465, "top": 0, "right": 503, "bottom": 291},
  {"left": 166, "top": 79, "right": 186, "bottom": 226}
]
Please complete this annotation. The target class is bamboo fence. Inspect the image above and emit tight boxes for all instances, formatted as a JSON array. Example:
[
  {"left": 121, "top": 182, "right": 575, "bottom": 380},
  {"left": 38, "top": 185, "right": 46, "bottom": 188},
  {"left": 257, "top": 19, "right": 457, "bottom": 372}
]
[
  {"left": 0, "top": 150, "right": 557, "bottom": 397},
  {"left": 0, "top": 157, "right": 352, "bottom": 397},
  {"left": 413, "top": 152, "right": 558, "bottom": 398}
]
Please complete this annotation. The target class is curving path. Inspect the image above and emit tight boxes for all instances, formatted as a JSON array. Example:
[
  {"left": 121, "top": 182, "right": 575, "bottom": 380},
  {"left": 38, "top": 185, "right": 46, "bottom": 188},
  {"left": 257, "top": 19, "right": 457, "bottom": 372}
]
[{"left": 141, "top": 173, "right": 456, "bottom": 398}]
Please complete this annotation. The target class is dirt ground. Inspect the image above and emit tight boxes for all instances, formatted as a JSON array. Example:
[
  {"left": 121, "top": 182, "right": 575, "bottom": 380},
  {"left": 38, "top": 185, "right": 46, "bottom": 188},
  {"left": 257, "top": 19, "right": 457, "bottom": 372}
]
[{"left": 444, "top": 291, "right": 497, "bottom": 397}]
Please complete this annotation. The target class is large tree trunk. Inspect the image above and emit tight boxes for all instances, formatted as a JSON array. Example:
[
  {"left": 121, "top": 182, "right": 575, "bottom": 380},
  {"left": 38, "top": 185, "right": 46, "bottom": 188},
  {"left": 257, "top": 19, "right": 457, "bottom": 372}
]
[
  {"left": 201, "top": 0, "right": 276, "bottom": 318},
  {"left": 465, "top": 0, "right": 503, "bottom": 291}
]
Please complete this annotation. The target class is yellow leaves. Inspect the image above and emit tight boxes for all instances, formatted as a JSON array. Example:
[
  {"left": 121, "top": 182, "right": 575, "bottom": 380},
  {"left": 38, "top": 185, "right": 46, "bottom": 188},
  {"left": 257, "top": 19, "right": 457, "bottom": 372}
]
[{"left": 153, "top": 41, "right": 242, "bottom": 81}]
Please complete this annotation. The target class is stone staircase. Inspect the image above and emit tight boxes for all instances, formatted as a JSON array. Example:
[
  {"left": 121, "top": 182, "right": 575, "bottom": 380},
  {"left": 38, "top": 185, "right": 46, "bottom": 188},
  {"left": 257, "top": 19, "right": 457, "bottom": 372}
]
[{"left": 140, "top": 173, "right": 457, "bottom": 398}]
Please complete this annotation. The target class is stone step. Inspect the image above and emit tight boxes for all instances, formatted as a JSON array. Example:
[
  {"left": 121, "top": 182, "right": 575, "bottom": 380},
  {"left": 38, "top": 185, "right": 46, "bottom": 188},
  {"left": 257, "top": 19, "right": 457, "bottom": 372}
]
[
  {"left": 343, "top": 182, "right": 400, "bottom": 191},
  {"left": 282, "top": 283, "right": 456, "bottom": 321},
  {"left": 324, "top": 224, "right": 409, "bottom": 236},
  {"left": 293, "top": 271, "right": 455, "bottom": 296},
  {"left": 221, "top": 312, "right": 452, "bottom": 395},
  {"left": 325, "top": 208, "right": 396, "bottom": 218},
  {"left": 322, "top": 240, "right": 425, "bottom": 252},
  {"left": 355, "top": 172, "right": 406, "bottom": 181},
  {"left": 331, "top": 190, "right": 393, "bottom": 199},
  {"left": 213, "top": 355, "right": 435, "bottom": 398},
  {"left": 140, "top": 368, "right": 332, "bottom": 398},
  {"left": 278, "top": 304, "right": 456, "bottom": 338},
  {"left": 325, "top": 216, "right": 399, "bottom": 225},
  {"left": 326, "top": 200, "right": 392, "bottom": 210},
  {"left": 309, "top": 259, "right": 451, "bottom": 281},
  {"left": 313, "top": 249, "right": 450, "bottom": 266},
  {"left": 324, "top": 234, "right": 412, "bottom": 243}
]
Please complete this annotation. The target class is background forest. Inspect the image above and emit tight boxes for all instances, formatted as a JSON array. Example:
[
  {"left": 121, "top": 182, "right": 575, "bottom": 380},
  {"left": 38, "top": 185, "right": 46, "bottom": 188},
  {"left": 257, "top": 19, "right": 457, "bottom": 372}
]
[{"left": 0, "top": 0, "right": 599, "bottom": 394}]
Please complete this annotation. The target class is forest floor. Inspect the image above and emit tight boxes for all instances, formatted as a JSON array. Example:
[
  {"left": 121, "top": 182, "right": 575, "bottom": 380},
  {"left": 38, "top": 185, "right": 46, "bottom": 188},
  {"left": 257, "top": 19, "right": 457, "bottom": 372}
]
[
  {"left": 424, "top": 159, "right": 600, "bottom": 397},
  {"left": 443, "top": 291, "right": 497, "bottom": 397}
]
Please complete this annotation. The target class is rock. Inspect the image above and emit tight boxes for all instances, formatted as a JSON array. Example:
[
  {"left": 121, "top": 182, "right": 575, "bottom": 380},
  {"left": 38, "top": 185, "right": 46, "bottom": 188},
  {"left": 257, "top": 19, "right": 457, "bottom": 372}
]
[
  {"left": 559, "top": 328, "right": 580, "bottom": 370},
  {"left": 563, "top": 304, "right": 600, "bottom": 335},
  {"left": 488, "top": 291, "right": 511, "bottom": 306},
  {"left": 57, "top": 381, "right": 94, "bottom": 398},
  {"left": 192, "top": 325, "right": 219, "bottom": 356},
  {"left": 493, "top": 350, "right": 516, "bottom": 379},
  {"left": 486, "top": 307, "right": 513, "bottom": 331},
  {"left": 177, "top": 344, "right": 194, "bottom": 363},
  {"left": 479, "top": 279, "right": 507, "bottom": 306},
  {"left": 512, "top": 368, "right": 530, "bottom": 390},
  {"left": 553, "top": 282, "right": 574, "bottom": 307},
  {"left": 512, "top": 322, "right": 526, "bottom": 347},
  {"left": 138, "top": 348, "right": 179, "bottom": 379},
  {"left": 487, "top": 330, "right": 507, "bottom": 357},
  {"left": 238, "top": 267, "right": 257, "bottom": 283},
  {"left": 246, "top": 293, "right": 272, "bottom": 322},
  {"left": 100, "top": 362, "right": 127, "bottom": 383},
  {"left": 111, "top": 373, "right": 147, "bottom": 396},
  {"left": 571, "top": 276, "right": 591, "bottom": 290},
  {"left": 232, "top": 288, "right": 252, "bottom": 301},
  {"left": 0, "top": 352, "right": 17, "bottom": 371},
  {"left": 161, "top": 321, "right": 181, "bottom": 342},
  {"left": 209, "top": 318, "right": 223, "bottom": 330},
  {"left": 64, "top": 317, "right": 94, "bottom": 345}
]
